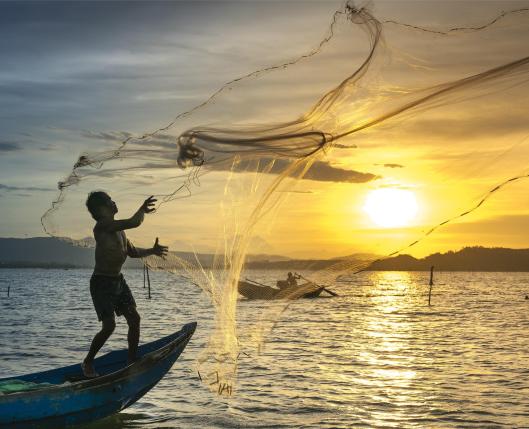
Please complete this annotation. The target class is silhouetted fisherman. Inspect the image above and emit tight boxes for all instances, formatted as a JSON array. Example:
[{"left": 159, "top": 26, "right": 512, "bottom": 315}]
[
  {"left": 286, "top": 272, "right": 301, "bottom": 287},
  {"left": 81, "top": 192, "right": 168, "bottom": 378}
]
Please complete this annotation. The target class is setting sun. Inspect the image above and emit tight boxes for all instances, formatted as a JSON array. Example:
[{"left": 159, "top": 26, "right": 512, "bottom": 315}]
[{"left": 363, "top": 188, "right": 418, "bottom": 228}]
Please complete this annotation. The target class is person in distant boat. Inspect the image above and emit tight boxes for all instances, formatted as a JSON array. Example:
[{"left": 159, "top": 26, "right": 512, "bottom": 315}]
[
  {"left": 81, "top": 192, "right": 168, "bottom": 378},
  {"left": 286, "top": 272, "right": 301, "bottom": 287}
]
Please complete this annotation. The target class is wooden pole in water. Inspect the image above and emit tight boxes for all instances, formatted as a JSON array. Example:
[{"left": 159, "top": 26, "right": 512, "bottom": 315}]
[
  {"left": 428, "top": 266, "right": 434, "bottom": 306},
  {"left": 146, "top": 264, "right": 151, "bottom": 299},
  {"left": 7, "top": 286, "right": 10, "bottom": 297}
]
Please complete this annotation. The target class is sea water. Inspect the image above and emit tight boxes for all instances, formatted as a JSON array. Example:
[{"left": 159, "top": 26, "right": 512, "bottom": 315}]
[{"left": 1, "top": 269, "right": 528, "bottom": 428}]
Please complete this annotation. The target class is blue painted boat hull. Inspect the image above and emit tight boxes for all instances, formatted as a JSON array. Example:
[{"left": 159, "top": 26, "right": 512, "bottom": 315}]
[{"left": 0, "top": 322, "right": 196, "bottom": 428}]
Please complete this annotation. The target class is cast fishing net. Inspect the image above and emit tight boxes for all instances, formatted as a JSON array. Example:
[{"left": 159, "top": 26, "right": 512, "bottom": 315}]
[{"left": 41, "top": 2, "right": 529, "bottom": 394}]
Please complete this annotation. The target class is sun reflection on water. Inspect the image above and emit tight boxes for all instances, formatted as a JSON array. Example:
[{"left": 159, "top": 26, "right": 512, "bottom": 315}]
[{"left": 353, "top": 272, "right": 423, "bottom": 425}]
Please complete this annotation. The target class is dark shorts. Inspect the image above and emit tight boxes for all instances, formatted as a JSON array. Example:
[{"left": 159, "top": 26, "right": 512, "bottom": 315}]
[{"left": 90, "top": 274, "right": 136, "bottom": 321}]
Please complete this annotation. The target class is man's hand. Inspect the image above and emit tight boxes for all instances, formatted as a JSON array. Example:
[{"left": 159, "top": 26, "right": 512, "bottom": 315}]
[
  {"left": 152, "top": 237, "right": 168, "bottom": 257},
  {"left": 141, "top": 196, "right": 157, "bottom": 214}
]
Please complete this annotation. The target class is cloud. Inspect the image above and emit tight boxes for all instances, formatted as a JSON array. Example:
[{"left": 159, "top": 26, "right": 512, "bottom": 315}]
[
  {"left": 0, "top": 183, "right": 54, "bottom": 192},
  {"left": 78, "top": 125, "right": 379, "bottom": 184},
  {"left": 333, "top": 143, "right": 357, "bottom": 149},
  {"left": 0, "top": 140, "right": 59, "bottom": 153},
  {"left": 80, "top": 130, "right": 133, "bottom": 142},
  {"left": 0, "top": 141, "right": 21, "bottom": 152},
  {"left": 209, "top": 157, "right": 379, "bottom": 183},
  {"left": 76, "top": 153, "right": 379, "bottom": 184},
  {"left": 303, "top": 160, "right": 379, "bottom": 183},
  {"left": 38, "top": 144, "right": 59, "bottom": 151}
]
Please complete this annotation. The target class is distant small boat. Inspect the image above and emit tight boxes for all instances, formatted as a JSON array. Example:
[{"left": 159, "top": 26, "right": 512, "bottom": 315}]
[
  {"left": 0, "top": 322, "right": 196, "bottom": 429},
  {"left": 238, "top": 281, "right": 279, "bottom": 299},
  {"left": 238, "top": 280, "right": 324, "bottom": 300}
]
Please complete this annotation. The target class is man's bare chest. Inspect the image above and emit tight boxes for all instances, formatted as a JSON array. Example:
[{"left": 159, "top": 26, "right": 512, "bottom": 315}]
[{"left": 97, "top": 231, "right": 127, "bottom": 252}]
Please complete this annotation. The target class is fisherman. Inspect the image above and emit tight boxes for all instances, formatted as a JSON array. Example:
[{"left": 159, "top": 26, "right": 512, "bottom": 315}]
[
  {"left": 81, "top": 192, "right": 168, "bottom": 378},
  {"left": 286, "top": 271, "right": 301, "bottom": 287}
]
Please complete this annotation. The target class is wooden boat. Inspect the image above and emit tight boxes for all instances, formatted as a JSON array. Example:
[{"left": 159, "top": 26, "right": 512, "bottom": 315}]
[
  {"left": 0, "top": 322, "right": 196, "bottom": 429},
  {"left": 238, "top": 280, "right": 324, "bottom": 300},
  {"left": 238, "top": 281, "right": 279, "bottom": 300}
]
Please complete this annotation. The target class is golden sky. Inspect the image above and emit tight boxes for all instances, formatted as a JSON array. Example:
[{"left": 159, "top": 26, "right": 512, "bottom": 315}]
[{"left": 1, "top": 1, "right": 529, "bottom": 259}]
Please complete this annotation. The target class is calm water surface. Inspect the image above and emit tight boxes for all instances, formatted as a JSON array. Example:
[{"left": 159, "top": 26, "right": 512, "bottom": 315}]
[{"left": 1, "top": 269, "right": 529, "bottom": 428}]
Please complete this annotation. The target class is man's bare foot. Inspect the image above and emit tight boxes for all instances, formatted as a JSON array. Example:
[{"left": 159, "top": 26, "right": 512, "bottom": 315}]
[{"left": 81, "top": 360, "right": 99, "bottom": 378}]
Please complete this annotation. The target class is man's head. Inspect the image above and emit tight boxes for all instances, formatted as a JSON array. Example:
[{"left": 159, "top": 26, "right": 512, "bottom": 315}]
[
  {"left": 86, "top": 191, "right": 118, "bottom": 220},
  {"left": 288, "top": 272, "right": 293, "bottom": 277}
]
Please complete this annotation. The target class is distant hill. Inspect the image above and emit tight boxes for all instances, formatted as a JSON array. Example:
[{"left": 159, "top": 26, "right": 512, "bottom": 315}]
[
  {"left": 245, "top": 253, "right": 291, "bottom": 263},
  {"left": 331, "top": 253, "right": 379, "bottom": 261},
  {"left": 0, "top": 237, "right": 374, "bottom": 270},
  {"left": 4, "top": 238, "right": 527, "bottom": 272},
  {"left": 0, "top": 237, "right": 205, "bottom": 269},
  {"left": 244, "top": 252, "right": 379, "bottom": 270},
  {"left": 245, "top": 259, "right": 339, "bottom": 270},
  {"left": 0, "top": 237, "right": 95, "bottom": 268},
  {"left": 368, "top": 246, "right": 529, "bottom": 272},
  {"left": 0, "top": 237, "right": 290, "bottom": 269}
]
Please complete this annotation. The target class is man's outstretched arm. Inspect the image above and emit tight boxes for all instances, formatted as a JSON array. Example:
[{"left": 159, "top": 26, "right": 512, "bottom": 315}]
[
  {"left": 98, "top": 196, "right": 157, "bottom": 232},
  {"left": 127, "top": 237, "right": 168, "bottom": 258}
]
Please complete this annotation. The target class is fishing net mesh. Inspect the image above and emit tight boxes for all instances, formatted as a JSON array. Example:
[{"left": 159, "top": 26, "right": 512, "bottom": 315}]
[{"left": 41, "top": 2, "right": 529, "bottom": 394}]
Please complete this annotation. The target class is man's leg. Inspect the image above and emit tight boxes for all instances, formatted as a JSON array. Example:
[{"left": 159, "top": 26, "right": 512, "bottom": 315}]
[
  {"left": 83, "top": 316, "right": 116, "bottom": 376},
  {"left": 123, "top": 306, "right": 141, "bottom": 363}
]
